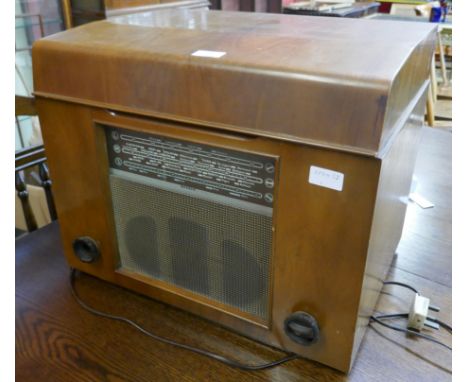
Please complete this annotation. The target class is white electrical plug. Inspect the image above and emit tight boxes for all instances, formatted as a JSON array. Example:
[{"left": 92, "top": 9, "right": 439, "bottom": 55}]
[
  {"left": 407, "top": 294, "right": 430, "bottom": 331},
  {"left": 406, "top": 293, "right": 441, "bottom": 332}
]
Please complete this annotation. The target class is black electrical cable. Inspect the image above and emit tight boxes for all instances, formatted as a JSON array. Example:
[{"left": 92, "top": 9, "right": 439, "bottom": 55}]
[
  {"left": 374, "top": 313, "right": 452, "bottom": 334},
  {"left": 374, "top": 281, "right": 452, "bottom": 350},
  {"left": 369, "top": 316, "right": 452, "bottom": 351},
  {"left": 382, "top": 281, "right": 419, "bottom": 294},
  {"left": 70, "top": 269, "right": 298, "bottom": 371},
  {"left": 374, "top": 313, "right": 408, "bottom": 320},
  {"left": 431, "top": 319, "right": 452, "bottom": 333}
]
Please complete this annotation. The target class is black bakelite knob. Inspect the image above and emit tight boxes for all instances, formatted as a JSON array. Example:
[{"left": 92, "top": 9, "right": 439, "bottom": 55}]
[
  {"left": 284, "top": 311, "right": 320, "bottom": 346},
  {"left": 72, "top": 237, "right": 100, "bottom": 263}
]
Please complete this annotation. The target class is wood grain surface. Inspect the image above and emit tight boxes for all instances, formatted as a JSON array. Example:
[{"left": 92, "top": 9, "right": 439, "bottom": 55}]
[
  {"left": 32, "top": 14, "right": 436, "bottom": 370},
  {"left": 15, "top": 126, "right": 451, "bottom": 381},
  {"left": 32, "top": 9, "right": 436, "bottom": 155}
]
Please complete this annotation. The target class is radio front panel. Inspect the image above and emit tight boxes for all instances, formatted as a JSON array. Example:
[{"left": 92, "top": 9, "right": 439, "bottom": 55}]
[
  {"left": 35, "top": 99, "right": 425, "bottom": 372},
  {"left": 105, "top": 125, "right": 277, "bottom": 322}
]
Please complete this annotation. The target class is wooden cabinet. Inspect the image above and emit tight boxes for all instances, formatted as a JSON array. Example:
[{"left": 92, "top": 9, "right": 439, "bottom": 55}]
[
  {"left": 33, "top": 10, "right": 436, "bottom": 372},
  {"left": 211, "top": 0, "right": 282, "bottom": 13},
  {"left": 65, "top": 0, "right": 210, "bottom": 26}
]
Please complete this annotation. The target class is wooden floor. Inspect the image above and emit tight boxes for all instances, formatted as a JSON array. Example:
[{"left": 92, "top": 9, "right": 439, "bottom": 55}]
[{"left": 15, "top": 127, "right": 452, "bottom": 381}]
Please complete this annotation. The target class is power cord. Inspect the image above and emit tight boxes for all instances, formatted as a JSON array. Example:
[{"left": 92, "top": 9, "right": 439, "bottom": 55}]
[
  {"left": 382, "top": 281, "right": 419, "bottom": 294},
  {"left": 373, "top": 313, "right": 452, "bottom": 334},
  {"left": 70, "top": 268, "right": 298, "bottom": 371},
  {"left": 370, "top": 314, "right": 452, "bottom": 351},
  {"left": 370, "top": 280, "right": 452, "bottom": 351}
]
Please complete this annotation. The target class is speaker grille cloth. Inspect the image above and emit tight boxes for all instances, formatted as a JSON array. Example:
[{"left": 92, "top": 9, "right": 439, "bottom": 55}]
[{"left": 109, "top": 175, "right": 273, "bottom": 320}]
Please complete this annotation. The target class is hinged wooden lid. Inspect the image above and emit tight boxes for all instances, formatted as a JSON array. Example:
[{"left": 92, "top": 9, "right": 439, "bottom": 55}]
[{"left": 33, "top": 9, "right": 436, "bottom": 155}]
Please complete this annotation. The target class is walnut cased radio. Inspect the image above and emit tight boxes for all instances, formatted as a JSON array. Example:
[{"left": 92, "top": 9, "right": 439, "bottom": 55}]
[{"left": 32, "top": 10, "right": 436, "bottom": 372}]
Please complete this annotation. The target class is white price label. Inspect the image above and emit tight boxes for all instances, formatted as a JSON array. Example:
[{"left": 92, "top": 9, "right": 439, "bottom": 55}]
[
  {"left": 191, "top": 50, "right": 226, "bottom": 58},
  {"left": 308, "top": 166, "right": 344, "bottom": 191}
]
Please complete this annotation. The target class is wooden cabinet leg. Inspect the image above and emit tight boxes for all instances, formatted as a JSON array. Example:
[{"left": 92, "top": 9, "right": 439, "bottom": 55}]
[
  {"left": 430, "top": 56, "right": 437, "bottom": 101},
  {"left": 426, "top": 82, "right": 435, "bottom": 127},
  {"left": 437, "top": 31, "right": 449, "bottom": 86}
]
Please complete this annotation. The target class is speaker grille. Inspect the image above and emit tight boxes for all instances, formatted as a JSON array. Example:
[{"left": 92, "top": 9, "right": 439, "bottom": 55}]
[{"left": 109, "top": 174, "right": 273, "bottom": 320}]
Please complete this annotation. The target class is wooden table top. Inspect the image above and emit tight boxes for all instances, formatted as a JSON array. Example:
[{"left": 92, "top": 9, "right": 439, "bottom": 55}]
[{"left": 16, "top": 127, "right": 452, "bottom": 381}]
